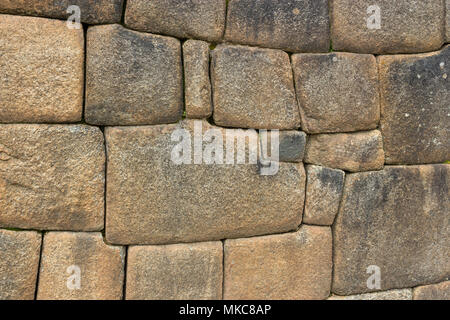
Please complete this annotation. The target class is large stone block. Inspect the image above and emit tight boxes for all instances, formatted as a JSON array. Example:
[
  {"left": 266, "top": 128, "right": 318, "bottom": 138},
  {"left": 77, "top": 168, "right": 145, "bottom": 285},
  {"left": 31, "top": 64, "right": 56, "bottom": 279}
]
[
  {"left": 260, "top": 130, "right": 307, "bottom": 163},
  {"left": 303, "top": 165, "right": 344, "bottom": 226},
  {"left": 379, "top": 46, "right": 450, "bottom": 164},
  {"left": 333, "top": 165, "right": 450, "bottom": 295},
  {"left": 37, "top": 232, "right": 125, "bottom": 300},
  {"left": 224, "top": 0, "right": 329, "bottom": 52},
  {"left": 0, "top": 0, "right": 124, "bottom": 24},
  {"left": 224, "top": 225, "right": 332, "bottom": 300},
  {"left": 0, "top": 125, "right": 105, "bottom": 231},
  {"left": 126, "top": 242, "right": 222, "bottom": 300},
  {"left": 0, "top": 229, "right": 41, "bottom": 300},
  {"left": 211, "top": 45, "right": 300, "bottom": 129},
  {"left": 0, "top": 15, "right": 83, "bottom": 123},
  {"left": 304, "top": 131, "right": 385, "bottom": 172},
  {"left": 86, "top": 24, "right": 183, "bottom": 125},
  {"left": 105, "top": 120, "right": 306, "bottom": 245},
  {"left": 183, "top": 40, "right": 212, "bottom": 119},
  {"left": 292, "top": 53, "right": 379, "bottom": 133},
  {"left": 124, "top": 0, "right": 226, "bottom": 42},
  {"left": 329, "top": 289, "right": 412, "bottom": 300},
  {"left": 414, "top": 281, "right": 450, "bottom": 300},
  {"left": 331, "top": 0, "right": 445, "bottom": 54}
]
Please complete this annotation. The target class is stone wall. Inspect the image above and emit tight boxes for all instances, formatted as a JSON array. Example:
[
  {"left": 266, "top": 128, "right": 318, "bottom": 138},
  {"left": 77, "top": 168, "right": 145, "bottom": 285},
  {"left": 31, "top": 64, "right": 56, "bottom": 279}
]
[{"left": 0, "top": 0, "right": 449, "bottom": 300}]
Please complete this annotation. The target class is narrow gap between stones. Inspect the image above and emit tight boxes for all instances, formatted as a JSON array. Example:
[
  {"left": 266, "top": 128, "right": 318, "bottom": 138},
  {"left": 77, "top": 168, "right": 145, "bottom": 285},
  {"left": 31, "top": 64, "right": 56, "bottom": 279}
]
[
  {"left": 33, "top": 231, "right": 45, "bottom": 300},
  {"left": 122, "top": 246, "right": 128, "bottom": 300}
]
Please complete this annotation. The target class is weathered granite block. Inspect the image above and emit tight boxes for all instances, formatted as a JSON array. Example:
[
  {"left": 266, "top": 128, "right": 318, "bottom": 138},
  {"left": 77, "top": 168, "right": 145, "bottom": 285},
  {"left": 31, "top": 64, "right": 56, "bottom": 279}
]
[
  {"left": 126, "top": 242, "right": 222, "bottom": 300},
  {"left": 211, "top": 45, "right": 300, "bottom": 129},
  {"left": 379, "top": 46, "right": 450, "bottom": 164},
  {"left": 0, "top": 0, "right": 124, "bottom": 24},
  {"left": 292, "top": 53, "right": 379, "bottom": 133},
  {"left": 305, "top": 131, "right": 384, "bottom": 172},
  {"left": 329, "top": 289, "right": 412, "bottom": 300},
  {"left": 225, "top": 0, "right": 330, "bottom": 52},
  {"left": 0, "top": 125, "right": 105, "bottom": 231},
  {"left": 0, "top": 229, "right": 41, "bottom": 300},
  {"left": 224, "top": 225, "right": 332, "bottom": 300},
  {"left": 333, "top": 165, "right": 450, "bottom": 295},
  {"left": 0, "top": 15, "right": 83, "bottom": 123},
  {"left": 304, "top": 165, "right": 344, "bottom": 226},
  {"left": 259, "top": 131, "right": 306, "bottom": 163},
  {"left": 414, "top": 281, "right": 450, "bottom": 300},
  {"left": 331, "top": 0, "right": 445, "bottom": 54},
  {"left": 86, "top": 24, "right": 182, "bottom": 125},
  {"left": 37, "top": 232, "right": 125, "bottom": 300},
  {"left": 124, "top": 0, "right": 226, "bottom": 42},
  {"left": 183, "top": 40, "right": 212, "bottom": 119},
  {"left": 105, "top": 120, "right": 306, "bottom": 245}
]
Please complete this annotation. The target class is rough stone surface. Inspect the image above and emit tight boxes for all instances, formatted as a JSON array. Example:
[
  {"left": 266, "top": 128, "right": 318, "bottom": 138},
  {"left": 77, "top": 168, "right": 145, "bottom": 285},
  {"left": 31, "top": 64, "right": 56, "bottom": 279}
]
[
  {"left": 292, "top": 53, "right": 380, "bottom": 133},
  {"left": 304, "top": 131, "right": 384, "bottom": 172},
  {"left": 331, "top": 0, "right": 445, "bottom": 54},
  {"left": 126, "top": 242, "right": 222, "bottom": 300},
  {"left": 447, "top": 0, "right": 450, "bottom": 42},
  {"left": 260, "top": 131, "right": 306, "bottom": 163},
  {"left": 225, "top": 0, "right": 329, "bottom": 52},
  {"left": 105, "top": 120, "right": 306, "bottom": 245},
  {"left": 0, "top": 125, "right": 105, "bottom": 231},
  {"left": 211, "top": 45, "right": 300, "bottom": 129},
  {"left": 379, "top": 46, "right": 450, "bottom": 164},
  {"left": 224, "top": 225, "right": 332, "bottom": 300},
  {"left": 183, "top": 40, "right": 212, "bottom": 119},
  {"left": 0, "top": 0, "right": 124, "bottom": 24},
  {"left": 37, "top": 232, "right": 125, "bottom": 300},
  {"left": 0, "top": 229, "right": 41, "bottom": 300},
  {"left": 333, "top": 165, "right": 450, "bottom": 295},
  {"left": 86, "top": 24, "right": 182, "bottom": 126},
  {"left": 414, "top": 281, "right": 450, "bottom": 300},
  {"left": 124, "top": 0, "right": 226, "bottom": 42},
  {"left": 0, "top": 15, "right": 83, "bottom": 123},
  {"left": 329, "top": 289, "right": 412, "bottom": 300},
  {"left": 304, "top": 165, "right": 345, "bottom": 226}
]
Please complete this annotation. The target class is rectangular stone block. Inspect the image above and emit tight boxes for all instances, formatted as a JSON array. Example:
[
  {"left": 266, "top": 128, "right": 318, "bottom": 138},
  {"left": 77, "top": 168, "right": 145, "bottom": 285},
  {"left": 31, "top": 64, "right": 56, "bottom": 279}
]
[
  {"left": 304, "top": 130, "right": 385, "bottom": 172},
  {"left": 86, "top": 24, "right": 183, "bottom": 125},
  {"left": 331, "top": 0, "right": 445, "bottom": 54},
  {"left": 37, "top": 232, "right": 125, "bottom": 300},
  {"left": 260, "top": 131, "right": 306, "bottom": 163},
  {"left": 0, "top": 229, "right": 41, "bottom": 300},
  {"left": 0, "top": 125, "right": 105, "bottom": 231},
  {"left": 105, "top": 120, "right": 306, "bottom": 245},
  {"left": 225, "top": 0, "right": 330, "bottom": 52},
  {"left": 0, "top": 0, "right": 124, "bottom": 24},
  {"left": 224, "top": 225, "right": 332, "bottom": 300},
  {"left": 414, "top": 281, "right": 450, "bottom": 300},
  {"left": 329, "top": 289, "right": 412, "bottom": 300},
  {"left": 211, "top": 45, "right": 300, "bottom": 129},
  {"left": 0, "top": 15, "right": 83, "bottom": 123},
  {"left": 333, "top": 165, "right": 450, "bottom": 295},
  {"left": 303, "top": 165, "right": 344, "bottom": 226},
  {"left": 379, "top": 46, "right": 450, "bottom": 164},
  {"left": 292, "top": 53, "right": 379, "bottom": 133},
  {"left": 124, "top": 0, "right": 226, "bottom": 42},
  {"left": 126, "top": 242, "right": 222, "bottom": 300},
  {"left": 183, "top": 40, "right": 212, "bottom": 119}
]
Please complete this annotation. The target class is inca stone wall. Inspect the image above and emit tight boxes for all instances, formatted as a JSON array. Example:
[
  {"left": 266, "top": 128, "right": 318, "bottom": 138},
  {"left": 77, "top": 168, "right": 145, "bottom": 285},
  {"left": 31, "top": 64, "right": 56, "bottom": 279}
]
[{"left": 0, "top": 0, "right": 449, "bottom": 300}]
